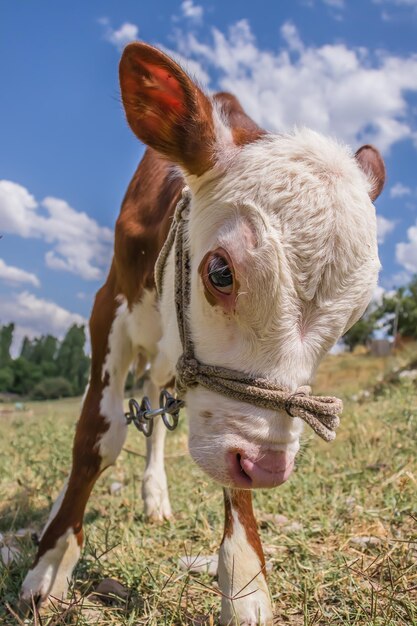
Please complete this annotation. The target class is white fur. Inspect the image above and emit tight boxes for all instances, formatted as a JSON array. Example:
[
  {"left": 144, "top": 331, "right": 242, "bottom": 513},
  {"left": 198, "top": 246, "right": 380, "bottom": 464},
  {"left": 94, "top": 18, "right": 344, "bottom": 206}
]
[
  {"left": 218, "top": 509, "right": 272, "bottom": 625},
  {"left": 141, "top": 378, "right": 172, "bottom": 520},
  {"left": 159, "top": 128, "right": 379, "bottom": 482},
  {"left": 98, "top": 299, "right": 133, "bottom": 469},
  {"left": 21, "top": 529, "right": 80, "bottom": 605},
  {"left": 98, "top": 291, "right": 171, "bottom": 518}
]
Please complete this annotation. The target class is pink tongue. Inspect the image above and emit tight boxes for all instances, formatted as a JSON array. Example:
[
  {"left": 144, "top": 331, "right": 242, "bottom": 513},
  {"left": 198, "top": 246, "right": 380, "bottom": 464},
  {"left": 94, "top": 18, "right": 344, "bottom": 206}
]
[{"left": 240, "top": 451, "right": 294, "bottom": 488}]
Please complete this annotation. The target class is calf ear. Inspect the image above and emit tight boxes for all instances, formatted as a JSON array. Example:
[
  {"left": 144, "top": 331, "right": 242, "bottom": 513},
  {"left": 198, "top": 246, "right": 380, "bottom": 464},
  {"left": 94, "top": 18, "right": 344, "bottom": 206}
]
[
  {"left": 119, "top": 43, "right": 215, "bottom": 176},
  {"left": 355, "top": 145, "right": 386, "bottom": 201}
]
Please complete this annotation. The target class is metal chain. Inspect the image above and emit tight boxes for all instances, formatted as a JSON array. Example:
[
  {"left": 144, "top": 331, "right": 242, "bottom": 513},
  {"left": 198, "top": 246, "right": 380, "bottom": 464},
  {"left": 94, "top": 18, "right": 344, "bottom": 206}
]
[{"left": 125, "top": 389, "right": 184, "bottom": 437}]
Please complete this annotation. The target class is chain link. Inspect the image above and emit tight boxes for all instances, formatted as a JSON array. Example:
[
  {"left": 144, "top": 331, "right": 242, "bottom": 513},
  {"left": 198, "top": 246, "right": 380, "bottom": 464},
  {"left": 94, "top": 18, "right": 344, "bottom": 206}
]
[{"left": 125, "top": 389, "right": 184, "bottom": 437}]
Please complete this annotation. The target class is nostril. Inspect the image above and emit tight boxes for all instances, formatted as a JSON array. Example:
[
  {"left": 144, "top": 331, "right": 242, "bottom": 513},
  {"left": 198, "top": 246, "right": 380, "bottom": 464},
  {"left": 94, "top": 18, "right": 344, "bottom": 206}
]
[{"left": 236, "top": 452, "right": 252, "bottom": 482}]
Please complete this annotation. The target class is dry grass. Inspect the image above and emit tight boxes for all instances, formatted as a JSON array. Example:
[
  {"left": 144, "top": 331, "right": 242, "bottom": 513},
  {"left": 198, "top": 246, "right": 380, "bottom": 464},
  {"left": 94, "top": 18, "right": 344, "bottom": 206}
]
[{"left": 0, "top": 349, "right": 416, "bottom": 624}]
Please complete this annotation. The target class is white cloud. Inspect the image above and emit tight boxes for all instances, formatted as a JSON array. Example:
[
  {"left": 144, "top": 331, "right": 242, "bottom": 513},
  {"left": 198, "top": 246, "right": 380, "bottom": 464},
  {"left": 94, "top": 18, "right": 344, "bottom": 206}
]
[
  {"left": 181, "top": 0, "right": 204, "bottom": 21},
  {"left": 322, "top": 0, "right": 345, "bottom": 8},
  {"left": 0, "top": 258, "right": 40, "bottom": 287},
  {"left": 373, "top": 0, "right": 417, "bottom": 6},
  {"left": 0, "top": 180, "right": 113, "bottom": 281},
  {"left": 377, "top": 215, "right": 396, "bottom": 243},
  {"left": 385, "top": 270, "right": 412, "bottom": 287},
  {"left": 100, "top": 17, "right": 139, "bottom": 50},
  {"left": 302, "top": 0, "right": 345, "bottom": 9},
  {"left": 372, "top": 284, "right": 386, "bottom": 306},
  {"left": 173, "top": 20, "right": 417, "bottom": 153},
  {"left": 281, "top": 22, "right": 304, "bottom": 53},
  {"left": 0, "top": 291, "right": 87, "bottom": 357},
  {"left": 389, "top": 182, "right": 412, "bottom": 198},
  {"left": 396, "top": 221, "right": 417, "bottom": 272}
]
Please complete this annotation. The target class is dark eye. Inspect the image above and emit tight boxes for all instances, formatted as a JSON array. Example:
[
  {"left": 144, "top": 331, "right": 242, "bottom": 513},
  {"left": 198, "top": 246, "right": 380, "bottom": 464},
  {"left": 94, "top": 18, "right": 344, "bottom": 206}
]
[{"left": 207, "top": 254, "right": 233, "bottom": 294}]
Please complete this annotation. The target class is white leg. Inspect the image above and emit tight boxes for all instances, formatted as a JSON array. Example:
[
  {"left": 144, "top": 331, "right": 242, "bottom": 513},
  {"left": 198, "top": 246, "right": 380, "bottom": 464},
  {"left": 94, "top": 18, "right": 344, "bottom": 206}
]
[
  {"left": 218, "top": 489, "right": 273, "bottom": 626},
  {"left": 20, "top": 293, "right": 133, "bottom": 608},
  {"left": 141, "top": 378, "right": 172, "bottom": 521}
]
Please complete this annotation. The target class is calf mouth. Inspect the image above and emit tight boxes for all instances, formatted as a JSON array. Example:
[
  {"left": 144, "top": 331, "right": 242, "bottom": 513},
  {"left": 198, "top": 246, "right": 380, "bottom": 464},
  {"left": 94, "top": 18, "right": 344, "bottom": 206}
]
[{"left": 226, "top": 450, "right": 295, "bottom": 489}]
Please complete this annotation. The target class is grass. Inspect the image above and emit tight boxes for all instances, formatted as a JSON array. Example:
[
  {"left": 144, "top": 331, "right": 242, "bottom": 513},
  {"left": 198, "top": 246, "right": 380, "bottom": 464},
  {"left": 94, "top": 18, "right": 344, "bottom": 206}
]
[{"left": 0, "top": 348, "right": 416, "bottom": 625}]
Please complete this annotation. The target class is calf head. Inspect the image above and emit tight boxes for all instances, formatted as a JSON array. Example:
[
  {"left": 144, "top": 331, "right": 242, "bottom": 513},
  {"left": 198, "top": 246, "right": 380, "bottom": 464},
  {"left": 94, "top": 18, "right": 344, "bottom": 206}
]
[{"left": 120, "top": 43, "right": 385, "bottom": 489}]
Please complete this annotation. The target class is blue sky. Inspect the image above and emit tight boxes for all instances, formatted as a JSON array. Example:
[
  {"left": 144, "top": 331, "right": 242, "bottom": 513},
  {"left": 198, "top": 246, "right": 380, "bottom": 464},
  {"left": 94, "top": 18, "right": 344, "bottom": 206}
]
[{"left": 1, "top": 0, "right": 417, "bottom": 351}]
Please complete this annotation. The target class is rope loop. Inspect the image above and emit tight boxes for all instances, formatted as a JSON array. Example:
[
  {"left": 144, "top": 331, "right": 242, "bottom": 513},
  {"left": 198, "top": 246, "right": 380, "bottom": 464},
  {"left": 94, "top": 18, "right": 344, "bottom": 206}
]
[
  {"left": 176, "top": 354, "right": 199, "bottom": 390},
  {"left": 284, "top": 389, "right": 309, "bottom": 418}
]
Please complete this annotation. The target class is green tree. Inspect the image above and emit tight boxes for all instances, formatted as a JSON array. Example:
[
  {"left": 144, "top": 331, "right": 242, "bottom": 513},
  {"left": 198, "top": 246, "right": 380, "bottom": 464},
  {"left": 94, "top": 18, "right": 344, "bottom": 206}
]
[
  {"left": 0, "top": 366, "right": 14, "bottom": 391},
  {"left": 19, "top": 337, "right": 33, "bottom": 362},
  {"left": 343, "top": 314, "right": 378, "bottom": 352},
  {"left": 10, "top": 358, "right": 42, "bottom": 395},
  {"left": 56, "top": 325, "right": 90, "bottom": 395},
  {"left": 0, "top": 323, "right": 14, "bottom": 366},
  {"left": 31, "top": 377, "right": 73, "bottom": 400},
  {"left": 377, "top": 276, "right": 417, "bottom": 339},
  {"left": 20, "top": 334, "right": 58, "bottom": 377}
]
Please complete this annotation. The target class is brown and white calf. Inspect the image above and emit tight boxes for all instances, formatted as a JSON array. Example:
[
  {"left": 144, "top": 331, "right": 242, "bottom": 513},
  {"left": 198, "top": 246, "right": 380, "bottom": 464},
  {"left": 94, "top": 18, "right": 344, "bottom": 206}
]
[{"left": 21, "top": 43, "right": 385, "bottom": 624}]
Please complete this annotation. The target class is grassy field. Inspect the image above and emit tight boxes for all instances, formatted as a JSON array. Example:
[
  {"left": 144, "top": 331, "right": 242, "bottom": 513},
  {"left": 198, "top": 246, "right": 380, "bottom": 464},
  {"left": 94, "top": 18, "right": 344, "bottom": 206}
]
[{"left": 0, "top": 347, "right": 416, "bottom": 625}]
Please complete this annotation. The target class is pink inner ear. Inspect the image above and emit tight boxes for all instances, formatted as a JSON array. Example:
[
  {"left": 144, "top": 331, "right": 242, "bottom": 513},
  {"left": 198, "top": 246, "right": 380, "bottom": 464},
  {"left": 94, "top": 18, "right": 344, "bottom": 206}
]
[{"left": 140, "top": 61, "right": 186, "bottom": 116}]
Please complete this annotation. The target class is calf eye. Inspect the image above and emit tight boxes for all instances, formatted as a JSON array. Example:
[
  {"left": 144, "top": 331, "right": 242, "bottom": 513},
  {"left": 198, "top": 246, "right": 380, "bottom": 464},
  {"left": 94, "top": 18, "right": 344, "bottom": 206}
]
[{"left": 207, "top": 254, "right": 233, "bottom": 294}]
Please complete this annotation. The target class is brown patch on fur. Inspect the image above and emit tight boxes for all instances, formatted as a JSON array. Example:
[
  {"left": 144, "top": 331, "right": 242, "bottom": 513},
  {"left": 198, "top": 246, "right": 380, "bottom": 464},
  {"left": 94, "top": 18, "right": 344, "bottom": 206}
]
[
  {"left": 222, "top": 488, "right": 266, "bottom": 572},
  {"left": 120, "top": 43, "right": 216, "bottom": 176},
  {"left": 213, "top": 92, "right": 266, "bottom": 146},
  {"left": 115, "top": 149, "right": 183, "bottom": 307},
  {"left": 200, "top": 410, "right": 213, "bottom": 419},
  {"left": 163, "top": 376, "right": 176, "bottom": 389}
]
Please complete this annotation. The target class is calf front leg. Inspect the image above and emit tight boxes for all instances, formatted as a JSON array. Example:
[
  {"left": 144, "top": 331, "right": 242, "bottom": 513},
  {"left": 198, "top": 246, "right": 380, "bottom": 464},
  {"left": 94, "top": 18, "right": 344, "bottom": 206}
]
[
  {"left": 21, "top": 280, "right": 133, "bottom": 607},
  {"left": 141, "top": 378, "right": 172, "bottom": 521},
  {"left": 218, "top": 489, "right": 273, "bottom": 626}
]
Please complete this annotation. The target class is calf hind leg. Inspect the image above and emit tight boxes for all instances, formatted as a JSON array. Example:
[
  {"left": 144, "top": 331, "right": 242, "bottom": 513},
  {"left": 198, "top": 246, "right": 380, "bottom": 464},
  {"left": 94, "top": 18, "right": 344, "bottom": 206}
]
[
  {"left": 21, "top": 281, "right": 134, "bottom": 607},
  {"left": 141, "top": 377, "right": 172, "bottom": 521}
]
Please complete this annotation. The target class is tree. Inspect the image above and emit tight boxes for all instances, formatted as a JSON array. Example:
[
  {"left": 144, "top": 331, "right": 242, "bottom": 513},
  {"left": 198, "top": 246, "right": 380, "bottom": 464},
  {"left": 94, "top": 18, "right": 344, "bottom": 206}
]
[
  {"left": 55, "top": 325, "right": 90, "bottom": 395},
  {"left": 377, "top": 276, "right": 417, "bottom": 339},
  {"left": 0, "top": 366, "right": 14, "bottom": 391},
  {"left": 10, "top": 358, "right": 43, "bottom": 395},
  {"left": 343, "top": 313, "right": 378, "bottom": 352},
  {"left": 0, "top": 323, "right": 14, "bottom": 366},
  {"left": 31, "top": 377, "right": 73, "bottom": 400},
  {"left": 20, "top": 334, "right": 58, "bottom": 377}
]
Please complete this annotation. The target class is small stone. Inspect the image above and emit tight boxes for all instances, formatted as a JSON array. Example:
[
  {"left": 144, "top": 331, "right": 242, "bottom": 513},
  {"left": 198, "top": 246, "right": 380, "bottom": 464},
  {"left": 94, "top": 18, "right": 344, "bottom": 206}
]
[
  {"left": 283, "top": 521, "right": 303, "bottom": 533},
  {"left": 15, "top": 528, "right": 35, "bottom": 539},
  {"left": 399, "top": 369, "right": 417, "bottom": 380},
  {"left": 1, "top": 545, "right": 20, "bottom": 565},
  {"left": 109, "top": 481, "right": 123, "bottom": 495},
  {"left": 89, "top": 578, "right": 129, "bottom": 605},
  {"left": 350, "top": 536, "right": 381, "bottom": 548},
  {"left": 178, "top": 554, "right": 218, "bottom": 576},
  {"left": 260, "top": 513, "right": 289, "bottom": 525}
]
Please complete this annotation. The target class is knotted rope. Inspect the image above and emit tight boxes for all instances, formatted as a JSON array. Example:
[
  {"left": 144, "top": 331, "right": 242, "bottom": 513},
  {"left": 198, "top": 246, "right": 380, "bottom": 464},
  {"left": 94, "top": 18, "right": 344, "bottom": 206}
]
[{"left": 155, "top": 187, "right": 343, "bottom": 443}]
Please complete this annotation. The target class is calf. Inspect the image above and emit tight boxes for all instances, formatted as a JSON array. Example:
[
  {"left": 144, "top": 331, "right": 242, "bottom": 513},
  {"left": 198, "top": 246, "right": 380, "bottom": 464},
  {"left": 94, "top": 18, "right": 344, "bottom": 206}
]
[{"left": 21, "top": 43, "right": 385, "bottom": 624}]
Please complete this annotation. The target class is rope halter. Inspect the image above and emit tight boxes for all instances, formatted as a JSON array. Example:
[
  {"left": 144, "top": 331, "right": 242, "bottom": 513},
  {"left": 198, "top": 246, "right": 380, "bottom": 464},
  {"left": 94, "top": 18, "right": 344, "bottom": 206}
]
[{"left": 155, "top": 187, "right": 343, "bottom": 443}]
